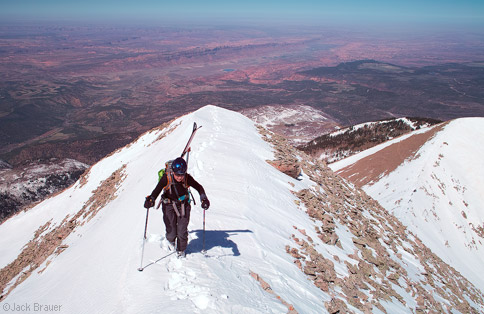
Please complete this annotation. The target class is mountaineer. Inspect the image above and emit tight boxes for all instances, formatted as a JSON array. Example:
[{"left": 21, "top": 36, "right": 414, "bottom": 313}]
[{"left": 144, "top": 157, "right": 210, "bottom": 257}]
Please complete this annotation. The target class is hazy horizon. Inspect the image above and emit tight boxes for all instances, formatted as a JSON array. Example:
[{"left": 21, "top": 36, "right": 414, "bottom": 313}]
[{"left": 1, "top": 0, "right": 484, "bottom": 31}]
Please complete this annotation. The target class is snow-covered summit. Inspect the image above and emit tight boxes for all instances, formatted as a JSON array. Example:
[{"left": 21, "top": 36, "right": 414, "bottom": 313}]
[{"left": 0, "top": 106, "right": 483, "bottom": 313}]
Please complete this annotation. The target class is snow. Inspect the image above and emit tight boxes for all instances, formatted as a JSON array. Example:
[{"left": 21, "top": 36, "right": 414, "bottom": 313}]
[
  {"left": 361, "top": 118, "right": 484, "bottom": 292},
  {"left": 0, "top": 105, "right": 326, "bottom": 313},
  {"left": 0, "top": 158, "right": 88, "bottom": 199},
  {"left": 328, "top": 117, "right": 427, "bottom": 138},
  {"left": 1, "top": 106, "right": 482, "bottom": 313},
  {"left": 248, "top": 105, "right": 329, "bottom": 128},
  {"left": 329, "top": 125, "right": 436, "bottom": 172}
]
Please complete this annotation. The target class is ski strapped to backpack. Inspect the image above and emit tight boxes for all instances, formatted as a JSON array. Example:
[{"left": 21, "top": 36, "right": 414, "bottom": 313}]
[
  {"left": 181, "top": 122, "right": 202, "bottom": 160},
  {"left": 156, "top": 122, "right": 201, "bottom": 209}
]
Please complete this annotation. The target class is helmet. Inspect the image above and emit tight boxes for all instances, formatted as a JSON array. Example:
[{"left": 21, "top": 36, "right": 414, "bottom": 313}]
[{"left": 172, "top": 157, "right": 187, "bottom": 175}]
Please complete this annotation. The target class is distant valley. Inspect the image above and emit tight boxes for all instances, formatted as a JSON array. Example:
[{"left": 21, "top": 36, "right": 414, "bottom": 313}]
[
  {"left": 1, "top": 22, "right": 483, "bottom": 222},
  {"left": 1, "top": 23, "right": 483, "bottom": 167}
]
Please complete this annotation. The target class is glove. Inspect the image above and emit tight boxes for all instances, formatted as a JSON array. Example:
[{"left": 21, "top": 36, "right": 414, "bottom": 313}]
[
  {"left": 201, "top": 197, "right": 210, "bottom": 210},
  {"left": 144, "top": 195, "right": 155, "bottom": 208}
]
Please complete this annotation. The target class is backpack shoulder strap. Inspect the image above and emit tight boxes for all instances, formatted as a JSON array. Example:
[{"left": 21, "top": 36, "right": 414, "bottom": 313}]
[{"left": 164, "top": 173, "right": 173, "bottom": 192}]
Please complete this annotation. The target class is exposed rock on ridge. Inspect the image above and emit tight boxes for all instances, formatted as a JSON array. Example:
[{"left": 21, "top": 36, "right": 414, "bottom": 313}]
[
  {"left": 0, "top": 165, "right": 127, "bottom": 301},
  {"left": 250, "top": 270, "right": 298, "bottom": 314},
  {"left": 334, "top": 122, "right": 447, "bottom": 187},
  {"left": 260, "top": 128, "right": 484, "bottom": 313},
  {"left": 259, "top": 126, "right": 301, "bottom": 179}
]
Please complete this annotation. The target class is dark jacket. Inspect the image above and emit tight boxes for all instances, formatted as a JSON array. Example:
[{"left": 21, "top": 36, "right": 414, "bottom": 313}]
[{"left": 150, "top": 173, "right": 206, "bottom": 202}]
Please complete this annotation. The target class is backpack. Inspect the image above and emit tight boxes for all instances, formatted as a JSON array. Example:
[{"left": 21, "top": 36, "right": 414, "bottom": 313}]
[{"left": 158, "top": 160, "right": 174, "bottom": 185}]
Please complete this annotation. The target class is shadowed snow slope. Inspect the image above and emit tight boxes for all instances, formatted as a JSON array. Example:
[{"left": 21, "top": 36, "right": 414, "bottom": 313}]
[{"left": 0, "top": 106, "right": 483, "bottom": 313}]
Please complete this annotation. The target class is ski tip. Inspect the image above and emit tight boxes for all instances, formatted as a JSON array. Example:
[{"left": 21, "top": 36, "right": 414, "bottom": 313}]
[{"left": 137, "top": 268, "right": 144, "bottom": 272}]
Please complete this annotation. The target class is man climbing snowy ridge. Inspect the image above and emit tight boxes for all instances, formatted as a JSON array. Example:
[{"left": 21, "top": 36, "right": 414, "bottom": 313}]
[{"left": 144, "top": 157, "right": 210, "bottom": 258}]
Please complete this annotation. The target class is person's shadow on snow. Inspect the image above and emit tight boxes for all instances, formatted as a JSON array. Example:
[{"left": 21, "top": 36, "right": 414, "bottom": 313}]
[{"left": 187, "top": 229, "right": 253, "bottom": 256}]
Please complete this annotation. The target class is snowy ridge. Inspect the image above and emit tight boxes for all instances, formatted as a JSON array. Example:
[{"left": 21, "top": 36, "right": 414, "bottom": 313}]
[
  {"left": 302, "top": 116, "right": 439, "bottom": 165},
  {"left": 329, "top": 118, "right": 425, "bottom": 138},
  {"left": 329, "top": 125, "right": 437, "bottom": 172},
  {"left": 0, "top": 106, "right": 483, "bottom": 313},
  {"left": 0, "top": 106, "right": 325, "bottom": 313},
  {"left": 361, "top": 118, "right": 484, "bottom": 292}
]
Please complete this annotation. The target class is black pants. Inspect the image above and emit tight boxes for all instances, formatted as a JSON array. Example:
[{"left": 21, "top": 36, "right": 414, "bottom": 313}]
[{"left": 162, "top": 201, "right": 191, "bottom": 252}]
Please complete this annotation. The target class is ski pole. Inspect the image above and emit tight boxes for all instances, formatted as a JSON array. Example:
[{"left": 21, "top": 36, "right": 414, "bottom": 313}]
[
  {"left": 138, "top": 207, "right": 150, "bottom": 271},
  {"left": 202, "top": 208, "right": 206, "bottom": 254}
]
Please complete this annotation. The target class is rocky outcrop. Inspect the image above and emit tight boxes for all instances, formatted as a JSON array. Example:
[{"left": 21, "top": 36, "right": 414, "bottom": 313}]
[
  {"left": 250, "top": 270, "right": 298, "bottom": 314},
  {"left": 260, "top": 126, "right": 484, "bottom": 313},
  {"left": 258, "top": 126, "right": 301, "bottom": 179},
  {"left": 267, "top": 159, "right": 301, "bottom": 179}
]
